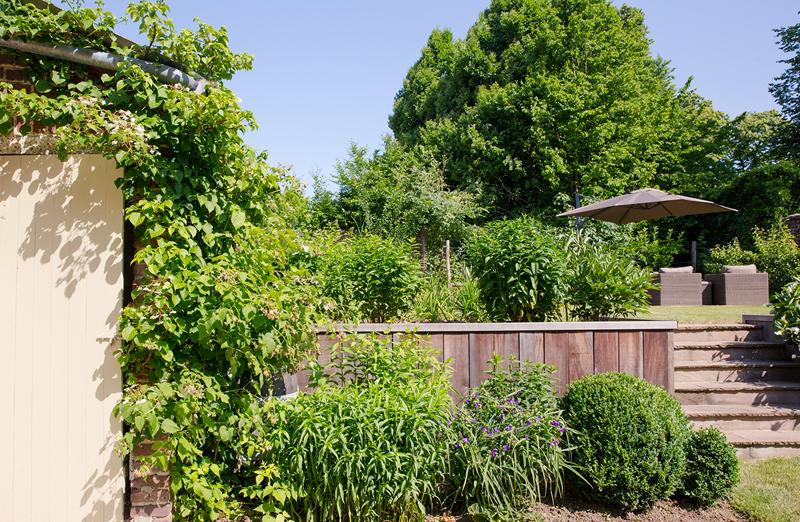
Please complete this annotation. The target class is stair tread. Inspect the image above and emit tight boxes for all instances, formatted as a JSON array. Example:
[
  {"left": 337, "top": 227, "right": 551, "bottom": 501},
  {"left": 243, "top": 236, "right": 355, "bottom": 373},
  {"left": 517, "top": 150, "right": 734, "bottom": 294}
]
[
  {"left": 675, "top": 360, "right": 800, "bottom": 369},
  {"left": 677, "top": 323, "right": 761, "bottom": 332},
  {"left": 676, "top": 380, "right": 800, "bottom": 392},
  {"left": 675, "top": 341, "right": 785, "bottom": 349},
  {"left": 683, "top": 405, "right": 800, "bottom": 417},
  {"left": 723, "top": 430, "right": 800, "bottom": 446}
]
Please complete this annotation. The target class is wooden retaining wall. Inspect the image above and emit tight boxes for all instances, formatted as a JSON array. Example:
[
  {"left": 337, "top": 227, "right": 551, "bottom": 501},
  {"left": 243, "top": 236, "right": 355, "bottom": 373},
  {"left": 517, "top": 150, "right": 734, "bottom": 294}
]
[{"left": 287, "top": 321, "right": 676, "bottom": 397}]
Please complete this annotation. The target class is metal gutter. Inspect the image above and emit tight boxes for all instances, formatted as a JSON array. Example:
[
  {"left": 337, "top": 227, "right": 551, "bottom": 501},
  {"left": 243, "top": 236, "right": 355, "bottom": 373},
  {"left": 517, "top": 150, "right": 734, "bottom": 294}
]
[{"left": 0, "top": 38, "right": 210, "bottom": 93}]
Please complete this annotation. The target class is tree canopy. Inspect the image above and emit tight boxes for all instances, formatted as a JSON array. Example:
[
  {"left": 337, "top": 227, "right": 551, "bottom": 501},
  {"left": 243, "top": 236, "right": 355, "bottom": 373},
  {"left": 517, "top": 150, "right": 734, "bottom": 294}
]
[{"left": 389, "top": 0, "right": 727, "bottom": 217}]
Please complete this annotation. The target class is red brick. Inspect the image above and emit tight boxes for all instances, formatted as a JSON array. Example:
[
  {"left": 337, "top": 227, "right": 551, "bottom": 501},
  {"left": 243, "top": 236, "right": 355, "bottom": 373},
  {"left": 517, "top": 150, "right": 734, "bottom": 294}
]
[
  {"left": 0, "top": 54, "right": 17, "bottom": 66},
  {"left": 3, "top": 68, "right": 27, "bottom": 82},
  {"left": 130, "top": 503, "right": 172, "bottom": 518}
]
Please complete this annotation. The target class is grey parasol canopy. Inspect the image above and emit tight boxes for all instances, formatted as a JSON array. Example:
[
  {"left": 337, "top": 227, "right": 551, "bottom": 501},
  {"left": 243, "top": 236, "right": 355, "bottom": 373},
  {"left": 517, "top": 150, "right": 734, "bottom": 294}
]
[{"left": 557, "top": 188, "right": 736, "bottom": 224}]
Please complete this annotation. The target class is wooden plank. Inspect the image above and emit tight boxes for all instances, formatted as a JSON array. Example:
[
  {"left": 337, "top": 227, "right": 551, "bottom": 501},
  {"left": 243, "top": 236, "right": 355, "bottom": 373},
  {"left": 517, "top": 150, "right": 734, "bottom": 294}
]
[
  {"left": 643, "top": 331, "right": 671, "bottom": 391},
  {"left": 569, "top": 331, "right": 594, "bottom": 384},
  {"left": 593, "top": 331, "right": 619, "bottom": 374},
  {"left": 444, "top": 334, "right": 470, "bottom": 400},
  {"left": 544, "top": 332, "right": 570, "bottom": 395},
  {"left": 519, "top": 332, "right": 544, "bottom": 364},
  {"left": 493, "top": 332, "right": 519, "bottom": 371},
  {"left": 428, "top": 333, "right": 445, "bottom": 363},
  {"left": 618, "top": 331, "right": 643, "bottom": 378},
  {"left": 469, "top": 333, "right": 495, "bottom": 387}
]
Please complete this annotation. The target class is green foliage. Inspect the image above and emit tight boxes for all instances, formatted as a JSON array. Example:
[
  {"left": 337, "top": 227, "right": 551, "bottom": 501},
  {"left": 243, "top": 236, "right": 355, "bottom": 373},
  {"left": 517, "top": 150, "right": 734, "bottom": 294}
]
[
  {"left": 0, "top": 1, "right": 319, "bottom": 519},
  {"left": 564, "top": 238, "right": 655, "bottom": 321},
  {"left": 319, "top": 233, "right": 423, "bottom": 322},
  {"left": 770, "top": 15, "right": 800, "bottom": 157},
  {"left": 389, "top": 0, "right": 728, "bottom": 217},
  {"left": 561, "top": 373, "right": 691, "bottom": 511},
  {"left": 707, "top": 225, "right": 800, "bottom": 294},
  {"left": 314, "top": 140, "right": 483, "bottom": 246},
  {"left": 678, "top": 427, "right": 739, "bottom": 507},
  {"left": 773, "top": 277, "right": 800, "bottom": 346},
  {"left": 269, "top": 333, "right": 453, "bottom": 521},
  {"left": 465, "top": 217, "right": 565, "bottom": 321},
  {"left": 448, "top": 358, "right": 574, "bottom": 517},
  {"left": 408, "top": 266, "right": 489, "bottom": 322}
]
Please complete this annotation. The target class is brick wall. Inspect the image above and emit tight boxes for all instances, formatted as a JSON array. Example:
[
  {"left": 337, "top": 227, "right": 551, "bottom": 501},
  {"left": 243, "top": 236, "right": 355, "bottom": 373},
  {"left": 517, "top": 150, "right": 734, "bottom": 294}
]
[
  {"left": 1, "top": 48, "right": 172, "bottom": 522},
  {"left": 788, "top": 214, "right": 800, "bottom": 247},
  {"left": 0, "top": 51, "right": 32, "bottom": 91}
]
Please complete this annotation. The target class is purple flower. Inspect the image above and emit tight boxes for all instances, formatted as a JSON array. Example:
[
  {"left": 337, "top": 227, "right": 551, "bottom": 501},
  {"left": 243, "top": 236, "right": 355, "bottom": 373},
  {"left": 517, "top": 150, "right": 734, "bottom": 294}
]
[
  {"left": 462, "top": 437, "right": 469, "bottom": 445},
  {"left": 506, "top": 425, "right": 514, "bottom": 431},
  {"left": 490, "top": 449, "right": 498, "bottom": 457},
  {"left": 454, "top": 443, "right": 461, "bottom": 449},
  {"left": 535, "top": 416, "right": 542, "bottom": 423},
  {"left": 559, "top": 427, "right": 566, "bottom": 435},
  {"left": 502, "top": 444, "right": 510, "bottom": 452},
  {"left": 525, "top": 420, "right": 532, "bottom": 427},
  {"left": 550, "top": 420, "right": 562, "bottom": 428},
  {"left": 547, "top": 438, "right": 560, "bottom": 447},
  {"left": 482, "top": 426, "right": 489, "bottom": 433}
]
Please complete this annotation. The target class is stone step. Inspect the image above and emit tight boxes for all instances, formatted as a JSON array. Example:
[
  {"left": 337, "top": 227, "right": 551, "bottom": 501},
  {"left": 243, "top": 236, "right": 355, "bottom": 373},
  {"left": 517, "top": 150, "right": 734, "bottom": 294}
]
[
  {"left": 725, "top": 430, "right": 800, "bottom": 459},
  {"left": 675, "top": 323, "right": 763, "bottom": 343},
  {"left": 684, "top": 405, "right": 800, "bottom": 432},
  {"left": 674, "top": 341, "right": 788, "bottom": 363},
  {"left": 675, "top": 360, "right": 800, "bottom": 382},
  {"left": 675, "top": 381, "right": 800, "bottom": 406}
]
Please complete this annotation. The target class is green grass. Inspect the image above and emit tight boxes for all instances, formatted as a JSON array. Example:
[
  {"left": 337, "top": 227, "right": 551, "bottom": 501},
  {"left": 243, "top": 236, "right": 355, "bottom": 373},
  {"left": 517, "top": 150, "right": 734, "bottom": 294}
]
[
  {"left": 636, "top": 305, "right": 771, "bottom": 324},
  {"left": 731, "top": 457, "right": 800, "bottom": 522}
]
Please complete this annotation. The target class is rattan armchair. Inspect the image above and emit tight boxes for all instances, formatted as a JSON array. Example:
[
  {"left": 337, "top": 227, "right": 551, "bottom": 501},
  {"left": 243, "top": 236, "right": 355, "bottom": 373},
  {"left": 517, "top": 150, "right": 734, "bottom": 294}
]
[
  {"left": 702, "top": 272, "right": 770, "bottom": 305},
  {"left": 648, "top": 271, "right": 703, "bottom": 306}
]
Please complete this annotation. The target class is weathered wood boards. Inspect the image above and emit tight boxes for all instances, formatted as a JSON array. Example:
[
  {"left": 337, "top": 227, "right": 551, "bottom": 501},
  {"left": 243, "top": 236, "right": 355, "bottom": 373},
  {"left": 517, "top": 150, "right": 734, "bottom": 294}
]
[{"left": 297, "top": 322, "right": 676, "bottom": 397}]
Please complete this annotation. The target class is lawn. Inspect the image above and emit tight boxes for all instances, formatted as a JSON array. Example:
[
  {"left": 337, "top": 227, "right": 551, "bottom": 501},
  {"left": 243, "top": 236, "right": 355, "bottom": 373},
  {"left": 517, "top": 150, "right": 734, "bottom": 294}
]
[
  {"left": 637, "top": 305, "right": 772, "bottom": 324},
  {"left": 731, "top": 457, "right": 800, "bottom": 522}
]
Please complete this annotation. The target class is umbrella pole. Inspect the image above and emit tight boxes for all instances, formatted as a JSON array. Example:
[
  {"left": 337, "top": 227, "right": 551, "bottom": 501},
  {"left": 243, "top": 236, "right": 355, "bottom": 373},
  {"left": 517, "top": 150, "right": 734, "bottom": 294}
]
[{"left": 575, "top": 192, "right": 584, "bottom": 239}]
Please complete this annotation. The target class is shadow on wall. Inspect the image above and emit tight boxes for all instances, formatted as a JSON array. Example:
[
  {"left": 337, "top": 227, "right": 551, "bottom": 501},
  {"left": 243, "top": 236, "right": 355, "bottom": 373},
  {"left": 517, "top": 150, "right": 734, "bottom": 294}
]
[{"left": 0, "top": 155, "right": 122, "bottom": 306}]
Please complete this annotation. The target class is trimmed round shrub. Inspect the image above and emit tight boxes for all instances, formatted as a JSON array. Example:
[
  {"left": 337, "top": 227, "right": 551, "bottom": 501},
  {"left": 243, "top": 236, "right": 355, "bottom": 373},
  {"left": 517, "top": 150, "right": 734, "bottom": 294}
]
[
  {"left": 679, "top": 427, "right": 740, "bottom": 506},
  {"left": 561, "top": 373, "right": 691, "bottom": 511}
]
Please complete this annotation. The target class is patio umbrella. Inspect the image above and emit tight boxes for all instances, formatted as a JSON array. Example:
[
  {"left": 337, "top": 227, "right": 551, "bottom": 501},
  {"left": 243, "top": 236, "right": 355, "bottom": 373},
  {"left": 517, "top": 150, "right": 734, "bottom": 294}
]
[{"left": 557, "top": 188, "right": 736, "bottom": 224}]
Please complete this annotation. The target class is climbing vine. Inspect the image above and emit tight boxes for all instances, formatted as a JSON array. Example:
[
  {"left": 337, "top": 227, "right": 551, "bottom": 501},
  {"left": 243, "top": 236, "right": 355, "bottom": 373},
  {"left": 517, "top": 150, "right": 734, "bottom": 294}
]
[{"left": 1, "top": 1, "right": 319, "bottom": 519}]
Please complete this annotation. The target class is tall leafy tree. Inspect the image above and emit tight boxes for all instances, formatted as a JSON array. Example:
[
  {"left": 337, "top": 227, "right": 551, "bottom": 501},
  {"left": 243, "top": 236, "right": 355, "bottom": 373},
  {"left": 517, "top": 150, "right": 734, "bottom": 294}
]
[
  {"left": 770, "top": 14, "right": 800, "bottom": 157},
  {"left": 390, "top": 0, "right": 727, "bottom": 217},
  {"left": 313, "top": 139, "right": 482, "bottom": 266}
]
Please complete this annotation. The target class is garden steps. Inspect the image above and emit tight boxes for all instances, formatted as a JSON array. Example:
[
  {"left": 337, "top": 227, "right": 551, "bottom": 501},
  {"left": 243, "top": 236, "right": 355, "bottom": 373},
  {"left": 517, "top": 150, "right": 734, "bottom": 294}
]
[
  {"left": 675, "top": 381, "right": 800, "bottom": 406},
  {"left": 673, "top": 341, "right": 787, "bottom": 362},
  {"left": 675, "top": 360, "right": 800, "bottom": 382},
  {"left": 683, "top": 405, "right": 800, "bottom": 432},
  {"left": 725, "top": 430, "right": 800, "bottom": 459},
  {"left": 676, "top": 323, "right": 800, "bottom": 458},
  {"left": 675, "top": 323, "right": 763, "bottom": 343}
]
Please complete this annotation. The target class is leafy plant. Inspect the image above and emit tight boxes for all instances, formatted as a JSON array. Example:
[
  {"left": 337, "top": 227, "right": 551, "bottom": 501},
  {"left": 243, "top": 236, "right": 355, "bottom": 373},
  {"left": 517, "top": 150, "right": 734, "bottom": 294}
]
[
  {"left": 448, "top": 357, "right": 575, "bottom": 517},
  {"left": 707, "top": 224, "right": 800, "bottom": 294},
  {"left": 752, "top": 225, "right": 800, "bottom": 294},
  {"left": 409, "top": 265, "right": 489, "bottom": 322},
  {"left": 678, "top": 427, "right": 739, "bottom": 506},
  {"left": 0, "top": 1, "right": 321, "bottom": 519},
  {"left": 561, "top": 373, "right": 691, "bottom": 511},
  {"left": 319, "top": 233, "right": 423, "bottom": 322},
  {"left": 773, "top": 277, "right": 800, "bottom": 346},
  {"left": 269, "top": 332, "right": 453, "bottom": 521},
  {"left": 564, "top": 238, "right": 655, "bottom": 321},
  {"left": 465, "top": 217, "right": 565, "bottom": 321}
]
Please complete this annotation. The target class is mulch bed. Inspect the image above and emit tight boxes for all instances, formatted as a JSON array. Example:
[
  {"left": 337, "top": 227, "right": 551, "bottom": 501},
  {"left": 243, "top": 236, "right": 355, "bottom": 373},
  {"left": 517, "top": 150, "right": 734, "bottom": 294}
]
[{"left": 428, "top": 497, "right": 744, "bottom": 521}]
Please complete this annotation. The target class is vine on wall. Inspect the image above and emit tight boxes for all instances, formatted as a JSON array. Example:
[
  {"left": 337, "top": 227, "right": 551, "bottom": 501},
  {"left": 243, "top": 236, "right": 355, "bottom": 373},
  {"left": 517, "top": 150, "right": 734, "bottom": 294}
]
[{"left": 1, "top": 1, "right": 319, "bottom": 519}]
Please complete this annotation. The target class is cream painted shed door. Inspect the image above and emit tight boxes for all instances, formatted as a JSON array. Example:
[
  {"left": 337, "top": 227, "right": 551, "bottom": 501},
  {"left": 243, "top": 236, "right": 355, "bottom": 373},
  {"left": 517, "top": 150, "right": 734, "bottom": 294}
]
[{"left": 0, "top": 154, "right": 124, "bottom": 521}]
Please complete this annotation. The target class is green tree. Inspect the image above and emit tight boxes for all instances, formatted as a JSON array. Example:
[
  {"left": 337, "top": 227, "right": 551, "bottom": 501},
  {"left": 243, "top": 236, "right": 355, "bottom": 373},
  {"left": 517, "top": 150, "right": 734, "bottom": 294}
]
[
  {"left": 724, "top": 110, "right": 786, "bottom": 171},
  {"left": 314, "top": 139, "right": 482, "bottom": 267},
  {"left": 770, "top": 14, "right": 800, "bottom": 157},
  {"left": 389, "top": 0, "right": 728, "bottom": 217}
]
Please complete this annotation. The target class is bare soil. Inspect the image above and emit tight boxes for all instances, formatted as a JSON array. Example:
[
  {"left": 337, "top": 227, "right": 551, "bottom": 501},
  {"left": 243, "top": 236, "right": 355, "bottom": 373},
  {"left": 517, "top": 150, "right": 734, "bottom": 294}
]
[{"left": 427, "top": 497, "right": 745, "bottom": 522}]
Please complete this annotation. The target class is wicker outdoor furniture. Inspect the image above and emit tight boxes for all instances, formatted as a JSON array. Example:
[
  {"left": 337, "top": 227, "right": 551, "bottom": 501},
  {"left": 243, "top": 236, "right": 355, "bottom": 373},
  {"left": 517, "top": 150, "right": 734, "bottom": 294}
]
[
  {"left": 702, "top": 267, "right": 770, "bottom": 305},
  {"left": 648, "top": 267, "right": 703, "bottom": 306}
]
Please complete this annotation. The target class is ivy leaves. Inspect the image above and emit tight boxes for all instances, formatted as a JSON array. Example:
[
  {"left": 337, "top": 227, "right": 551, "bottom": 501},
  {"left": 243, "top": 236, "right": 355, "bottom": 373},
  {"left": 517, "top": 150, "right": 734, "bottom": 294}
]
[{"left": 1, "top": 1, "right": 317, "bottom": 520}]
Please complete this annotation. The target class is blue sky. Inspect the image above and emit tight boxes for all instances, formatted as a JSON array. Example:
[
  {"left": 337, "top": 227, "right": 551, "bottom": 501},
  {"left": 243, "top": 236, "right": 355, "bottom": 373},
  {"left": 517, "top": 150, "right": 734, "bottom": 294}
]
[{"left": 84, "top": 1, "right": 798, "bottom": 189}]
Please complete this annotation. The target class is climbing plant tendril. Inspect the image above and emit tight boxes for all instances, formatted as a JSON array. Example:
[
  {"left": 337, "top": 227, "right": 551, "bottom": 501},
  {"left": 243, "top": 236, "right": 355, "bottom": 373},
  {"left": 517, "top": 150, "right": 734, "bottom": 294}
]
[{"left": 1, "top": 1, "right": 320, "bottom": 519}]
